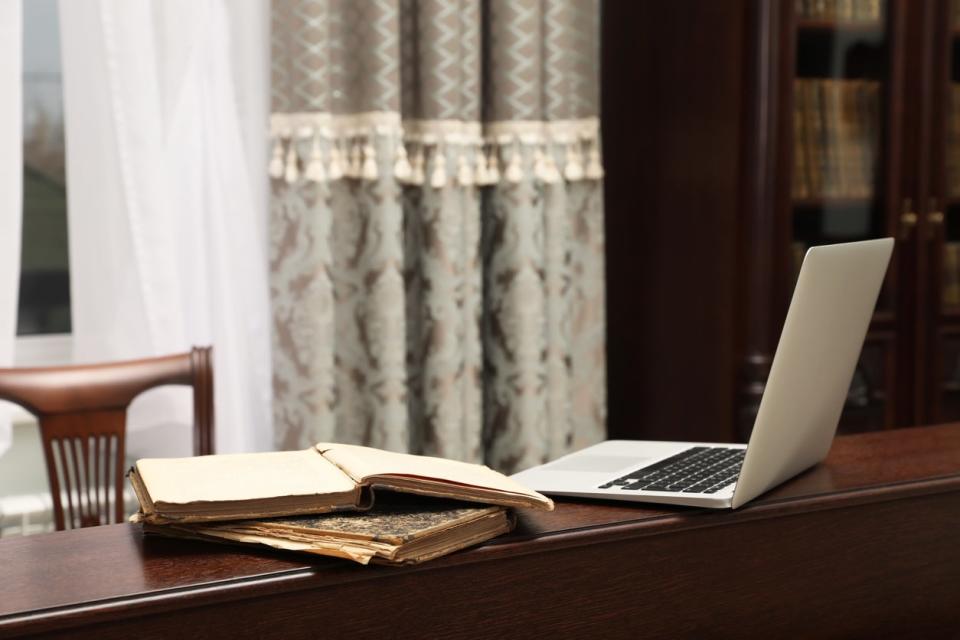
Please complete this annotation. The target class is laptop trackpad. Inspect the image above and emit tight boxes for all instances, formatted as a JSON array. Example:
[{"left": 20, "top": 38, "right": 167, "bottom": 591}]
[{"left": 547, "top": 455, "right": 650, "bottom": 473}]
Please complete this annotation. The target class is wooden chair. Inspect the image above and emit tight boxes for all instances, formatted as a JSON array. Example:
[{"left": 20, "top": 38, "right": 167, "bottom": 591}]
[{"left": 0, "top": 347, "right": 214, "bottom": 530}]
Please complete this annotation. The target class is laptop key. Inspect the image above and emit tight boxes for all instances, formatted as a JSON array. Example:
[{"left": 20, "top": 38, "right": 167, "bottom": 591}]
[{"left": 682, "top": 484, "right": 713, "bottom": 493}]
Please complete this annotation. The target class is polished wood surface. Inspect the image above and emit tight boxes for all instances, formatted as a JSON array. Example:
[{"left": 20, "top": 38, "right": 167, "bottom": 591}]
[
  {"left": 0, "top": 347, "right": 214, "bottom": 530},
  {"left": 1, "top": 424, "right": 958, "bottom": 638}
]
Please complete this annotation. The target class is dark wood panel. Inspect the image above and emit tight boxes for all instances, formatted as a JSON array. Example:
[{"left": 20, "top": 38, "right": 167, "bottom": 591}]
[
  {"left": 10, "top": 499, "right": 960, "bottom": 640},
  {"left": 603, "top": 1, "right": 747, "bottom": 442},
  {"left": 737, "top": 0, "right": 796, "bottom": 440},
  {"left": 44, "top": 495, "right": 960, "bottom": 640},
  {"left": 2, "top": 424, "right": 959, "bottom": 638}
]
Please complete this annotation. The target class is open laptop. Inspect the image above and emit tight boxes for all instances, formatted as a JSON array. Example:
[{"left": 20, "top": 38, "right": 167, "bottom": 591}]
[{"left": 512, "top": 238, "right": 894, "bottom": 509}]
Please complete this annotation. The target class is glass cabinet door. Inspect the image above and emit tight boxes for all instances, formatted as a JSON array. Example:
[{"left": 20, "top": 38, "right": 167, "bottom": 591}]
[
  {"left": 927, "top": 0, "right": 960, "bottom": 422},
  {"left": 792, "top": 0, "right": 889, "bottom": 288},
  {"left": 791, "top": 0, "right": 894, "bottom": 430},
  {"left": 940, "top": 1, "right": 960, "bottom": 316}
]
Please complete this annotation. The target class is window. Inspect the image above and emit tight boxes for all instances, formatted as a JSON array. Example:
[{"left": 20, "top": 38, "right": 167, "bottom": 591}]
[
  {"left": 19, "top": 0, "right": 70, "bottom": 340},
  {"left": 17, "top": 0, "right": 71, "bottom": 367}
]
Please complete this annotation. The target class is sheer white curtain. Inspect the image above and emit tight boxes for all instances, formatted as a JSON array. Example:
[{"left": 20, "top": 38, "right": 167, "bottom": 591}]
[
  {"left": 59, "top": 0, "right": 272, "bottom": 455},
  {"left": 0, "top": 0, "right": 22, "bottom": 457}
]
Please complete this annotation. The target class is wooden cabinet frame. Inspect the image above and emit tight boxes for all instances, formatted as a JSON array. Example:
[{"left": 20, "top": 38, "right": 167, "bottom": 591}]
[{"left": 604, "top": 0, "right": 960, "bottom": 443}]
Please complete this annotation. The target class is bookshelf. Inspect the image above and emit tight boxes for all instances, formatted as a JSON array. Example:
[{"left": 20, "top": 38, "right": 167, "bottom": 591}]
[
  {"left": 783, "top": 0, "right": 895, "bottom": 435},
  {"left": 602, "top": 0, "right": 960, "bottom": 444}
]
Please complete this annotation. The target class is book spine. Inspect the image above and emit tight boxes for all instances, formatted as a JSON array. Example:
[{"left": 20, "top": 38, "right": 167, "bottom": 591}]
[
  {"left": 839, "top": 0, "right": 854, "bottom": 21},
  {"left": 859, "top": 81, "right": 879, "bottom": 195},
  {"left": 793, "top": 79, "right": 809, "bottom": 199},
  {"left": 857, "top": 80, "right": 871, "bottom": 197},
  {"left": 806, "top": 80, "right": 826, "bottom": 198},
  {"left": 824, "top": 79, "right": 843, "bottom": 197},
  {"left": 844, "top": 80, "right": 864, "bottom": 197},
  {"left": 837, "top": 79, "right": 854, "bottom": 197}
]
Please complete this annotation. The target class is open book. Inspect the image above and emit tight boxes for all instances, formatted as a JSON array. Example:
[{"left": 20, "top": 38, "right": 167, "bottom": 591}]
[
  {"left": 129, "top": 443, "right": 553, "bottom": 524},
  {"left": 139, "top": 497, "right": 515, "bottom": 566}
]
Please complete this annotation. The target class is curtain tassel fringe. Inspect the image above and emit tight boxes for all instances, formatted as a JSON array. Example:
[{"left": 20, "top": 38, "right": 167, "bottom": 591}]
[
  {"left": 585, "top": 142, "right": 604, "bottom": 180},
  {"left": 347, "top": 141, "right": 362, "bottom": 179},
  {"left": 394, "top": 143, "right": 413, "bottom": 183},
  {"left": 457, "top": 152, "right": 474, "bottom": 187},
  {"left": 486, "top": 149, "right": 501, "bottom": 185},
  {"left": 362, "top": 143, "right": 379, "bottom": 180},
  {"left": 410, "top": 146, "right": 426, "bottom": 185},
  {"left": 430, "top": 146, "right": 447, "bottom": 189},
  {"left": 327, "top": 143, "right": 344, "bottom": 181},
  {"left": 474, "top": 147, "right": 490, "bottom": 185},
  {"left": 304, "top": 137, "right": 327, "bottom": 183},
  {"left": 541, "top": 147, "right": 561, "bottom": 184},
  {"left": 284, "top": 142, "right": 299, "bottom": 184},
  {"left": 563, "top": 143, "right": 584, "bottom": 181},
  {"left": 505, "top": 145, "right": 523, "bottom": 184}
]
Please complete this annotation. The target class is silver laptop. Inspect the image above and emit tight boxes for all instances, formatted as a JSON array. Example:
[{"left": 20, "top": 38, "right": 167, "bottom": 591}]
[{"left": 512, "top": 238, "right": 894, "bottom": 509}]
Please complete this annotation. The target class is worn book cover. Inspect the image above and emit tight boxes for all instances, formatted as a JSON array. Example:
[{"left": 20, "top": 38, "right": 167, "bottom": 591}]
[{"left": 142, "top": 496, "right": 515, "bottom": 565}]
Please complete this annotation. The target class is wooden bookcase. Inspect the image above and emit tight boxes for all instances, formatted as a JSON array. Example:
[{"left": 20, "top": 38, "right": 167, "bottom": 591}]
[{"left": 602, "top": 0, "right": 960, "bottom": 443}]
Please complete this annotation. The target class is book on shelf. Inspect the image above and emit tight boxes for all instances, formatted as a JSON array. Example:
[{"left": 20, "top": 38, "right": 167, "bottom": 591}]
[
  {"left": 139, "top": 495, "right": 515, "bottom": 566},
  {"left": 844, "top": 79, "right": 867, "bottom": 197},
  {"left": 795, "top": 0, "right": 884, "bottom": 23},
  {"left": 800, "top": 79, "right": 825, "bottom": 197},
  {"left": 860, "top": 79, "right": 881, "bottom": 196},
  {"left": 792, "top": 78, "right": 880, "bottom": 200},
  {"left": 129, "top": 442, "right": 553, "bottom": 524},
  {"left": 824, "top": 79, "right": 844, "bottom": 196},
  {"left": 793, "top": 85, "right": 809, "bottom": 199}
]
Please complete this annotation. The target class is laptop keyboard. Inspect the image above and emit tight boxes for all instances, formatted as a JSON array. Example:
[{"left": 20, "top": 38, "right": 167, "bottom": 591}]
[{"left": 598, "top": 447, "right": 745, "bottom": 494}]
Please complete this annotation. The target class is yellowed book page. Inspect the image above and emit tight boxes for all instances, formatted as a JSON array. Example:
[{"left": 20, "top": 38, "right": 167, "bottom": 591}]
[
  {"left": 148, "top": 524, "right": 379, "bottom": 564},
  {"left": 315, "top": 443, "right": 550, "bottom": 505},
  {"left": 135, "top": 449, "right": 356, "bottom": 505},
  {"left": 189, "top": 528, "right": 380, "bottom": 564}
]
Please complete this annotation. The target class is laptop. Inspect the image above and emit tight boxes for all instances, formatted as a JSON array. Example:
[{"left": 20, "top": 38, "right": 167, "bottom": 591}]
[{"left": 512, "top": 238, "right": 894, "bottom": 509}]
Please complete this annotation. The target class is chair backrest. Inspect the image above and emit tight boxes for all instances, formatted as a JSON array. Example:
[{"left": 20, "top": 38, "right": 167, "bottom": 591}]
[{"left": 0, "top": 346, "right": 214, "bottom": 530}]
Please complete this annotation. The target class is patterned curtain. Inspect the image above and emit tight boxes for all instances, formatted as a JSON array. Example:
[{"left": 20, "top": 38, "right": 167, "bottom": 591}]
[{"left": 270, "top": 0, "right": 605, "bottom": 473}]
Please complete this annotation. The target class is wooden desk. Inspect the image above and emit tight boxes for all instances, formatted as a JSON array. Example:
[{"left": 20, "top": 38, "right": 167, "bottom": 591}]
[{"left": 2, "top": 425, "right": 959, "bottom": 639}]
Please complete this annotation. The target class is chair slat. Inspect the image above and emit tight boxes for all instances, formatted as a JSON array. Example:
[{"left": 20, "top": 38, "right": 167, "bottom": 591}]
[
  {"left": 0, "top": 347, "right": 214, "bottom": 530},
  {"left": 55, "top": 440, "right": 76, "bottom": 529}
]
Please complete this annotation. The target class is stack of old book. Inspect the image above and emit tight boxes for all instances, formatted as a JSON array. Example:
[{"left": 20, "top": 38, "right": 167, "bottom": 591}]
[{"left": 128, "top": 443, "right": 553, "bottom": 566}]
